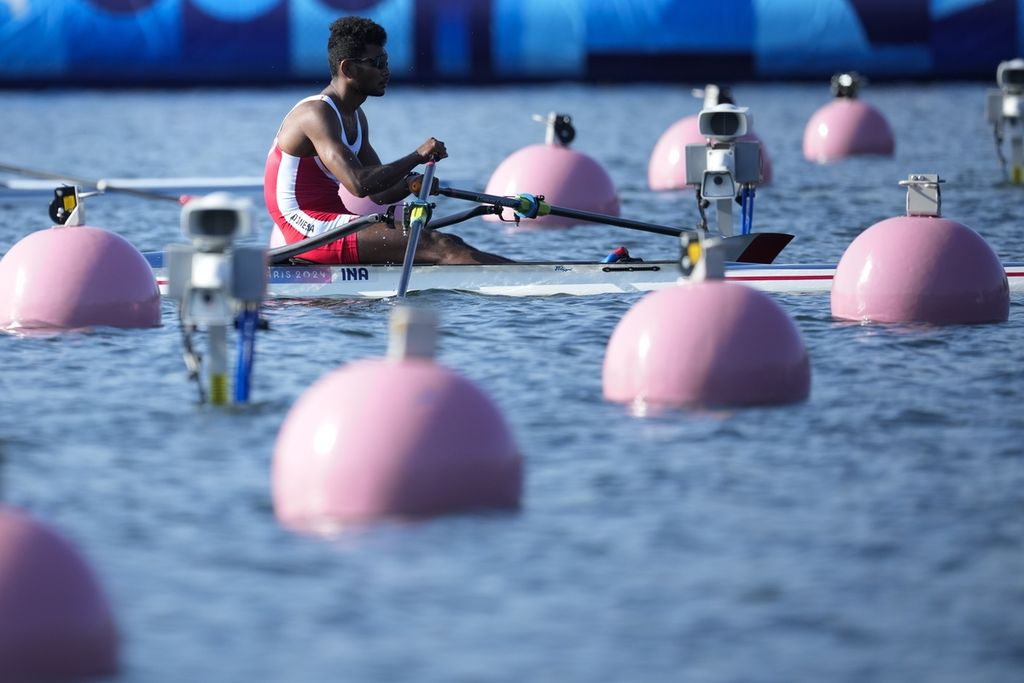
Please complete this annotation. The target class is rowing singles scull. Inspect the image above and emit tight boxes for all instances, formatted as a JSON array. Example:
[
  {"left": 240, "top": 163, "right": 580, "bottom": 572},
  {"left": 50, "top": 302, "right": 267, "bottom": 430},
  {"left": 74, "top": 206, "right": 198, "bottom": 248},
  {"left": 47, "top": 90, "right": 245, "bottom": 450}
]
[{"left": 142, "top": 253, "right": 1024, "bottom": 299}]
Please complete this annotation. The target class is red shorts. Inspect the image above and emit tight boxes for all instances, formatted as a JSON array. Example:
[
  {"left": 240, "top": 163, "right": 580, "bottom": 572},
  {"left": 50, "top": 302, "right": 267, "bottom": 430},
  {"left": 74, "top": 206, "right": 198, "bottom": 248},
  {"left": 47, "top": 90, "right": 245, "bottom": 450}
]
[
  {"left": 280, "top": 225, "right": 360, "bottom": 264},
  {"left": 270, "top": 216, "right": 361, "bottom": 264}
]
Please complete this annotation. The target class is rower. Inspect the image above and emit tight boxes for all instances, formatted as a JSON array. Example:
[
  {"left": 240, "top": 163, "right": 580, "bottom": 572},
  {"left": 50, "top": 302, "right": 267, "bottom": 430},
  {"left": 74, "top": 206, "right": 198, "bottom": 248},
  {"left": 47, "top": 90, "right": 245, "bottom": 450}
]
[
  {"left": 986, "top": 58, "right": 1024, "bottom": 183},
  {"left": 165, "top": 194, "right": 266, "bottom": 405},
  {"left": 684, "top": 103, "right": 761, "bottom": 238}
]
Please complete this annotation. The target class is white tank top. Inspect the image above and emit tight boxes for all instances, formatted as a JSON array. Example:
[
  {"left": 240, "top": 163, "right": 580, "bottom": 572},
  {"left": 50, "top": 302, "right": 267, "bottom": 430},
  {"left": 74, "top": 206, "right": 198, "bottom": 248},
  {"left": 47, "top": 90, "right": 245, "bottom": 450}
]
[{"left": 293, "top": 94, "right": 362, "bottom": 155}]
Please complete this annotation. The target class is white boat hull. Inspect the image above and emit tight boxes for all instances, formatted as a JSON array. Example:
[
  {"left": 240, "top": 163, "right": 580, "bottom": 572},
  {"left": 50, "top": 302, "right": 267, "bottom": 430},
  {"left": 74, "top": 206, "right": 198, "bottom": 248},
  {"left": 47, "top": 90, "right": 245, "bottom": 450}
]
[{"left": 146, "top": 255, "right": 1024, "bottom": 299}]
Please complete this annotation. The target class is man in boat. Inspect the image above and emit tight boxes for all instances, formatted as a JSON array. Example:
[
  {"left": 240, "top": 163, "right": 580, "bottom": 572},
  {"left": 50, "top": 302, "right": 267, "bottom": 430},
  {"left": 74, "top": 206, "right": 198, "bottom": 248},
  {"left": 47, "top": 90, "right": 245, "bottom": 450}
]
[{"left": 264, "top": 16, "right": 510, "bottom": 265}]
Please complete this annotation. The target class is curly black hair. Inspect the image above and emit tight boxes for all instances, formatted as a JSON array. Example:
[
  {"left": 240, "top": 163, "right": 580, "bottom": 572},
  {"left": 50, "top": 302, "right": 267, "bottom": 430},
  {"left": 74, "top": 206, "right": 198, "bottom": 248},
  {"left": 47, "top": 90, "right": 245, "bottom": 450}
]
[{"left": 327, "top": 17, "right": 387, "bottom": 77}]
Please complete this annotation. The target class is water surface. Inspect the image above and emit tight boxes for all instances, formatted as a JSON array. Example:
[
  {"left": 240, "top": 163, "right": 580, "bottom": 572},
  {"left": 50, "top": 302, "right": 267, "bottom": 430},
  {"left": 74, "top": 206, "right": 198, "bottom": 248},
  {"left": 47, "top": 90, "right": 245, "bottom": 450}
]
[{"left": 0, "top": 83, "right": 1022, "bottom": 682}]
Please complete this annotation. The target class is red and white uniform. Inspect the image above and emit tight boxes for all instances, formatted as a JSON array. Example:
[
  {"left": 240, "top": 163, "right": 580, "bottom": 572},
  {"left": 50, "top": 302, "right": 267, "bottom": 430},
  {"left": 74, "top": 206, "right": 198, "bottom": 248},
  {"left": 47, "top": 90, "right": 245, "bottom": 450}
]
[{"left": 264, "top": 95, "right": 363, "bottom": 263}]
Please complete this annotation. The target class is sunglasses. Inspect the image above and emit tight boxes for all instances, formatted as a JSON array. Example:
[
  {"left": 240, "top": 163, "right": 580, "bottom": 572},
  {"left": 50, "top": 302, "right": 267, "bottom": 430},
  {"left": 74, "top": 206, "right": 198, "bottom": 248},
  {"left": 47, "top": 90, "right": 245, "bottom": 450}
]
[{"left": 351, "top": 53, "right": 388, "bottom": 70}]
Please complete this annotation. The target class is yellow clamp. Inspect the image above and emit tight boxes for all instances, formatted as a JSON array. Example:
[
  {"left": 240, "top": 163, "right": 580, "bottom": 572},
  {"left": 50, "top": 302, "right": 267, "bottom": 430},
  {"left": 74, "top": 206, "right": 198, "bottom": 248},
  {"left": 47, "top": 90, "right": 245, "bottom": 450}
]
[{"left": 408, "top": 204, "right": 429, "bottom": 225}]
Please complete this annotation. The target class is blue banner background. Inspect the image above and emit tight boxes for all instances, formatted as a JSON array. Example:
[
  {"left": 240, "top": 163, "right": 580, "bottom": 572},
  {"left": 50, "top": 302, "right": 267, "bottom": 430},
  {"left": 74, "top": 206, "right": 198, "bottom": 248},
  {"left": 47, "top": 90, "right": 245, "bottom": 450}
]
[{"left": 0, "top": 0, "right": 1019, "bottom": 84}]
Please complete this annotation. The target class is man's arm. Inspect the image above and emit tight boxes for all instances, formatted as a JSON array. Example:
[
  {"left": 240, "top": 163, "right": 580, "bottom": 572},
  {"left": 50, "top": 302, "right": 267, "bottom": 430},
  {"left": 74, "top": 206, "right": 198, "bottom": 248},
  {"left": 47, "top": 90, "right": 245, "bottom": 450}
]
[
  {"left": 284, "top": 102, "right": 443, "bottom": 198},
  {"left": 357, "top": 112, "right": 422, "bottom": 205}
]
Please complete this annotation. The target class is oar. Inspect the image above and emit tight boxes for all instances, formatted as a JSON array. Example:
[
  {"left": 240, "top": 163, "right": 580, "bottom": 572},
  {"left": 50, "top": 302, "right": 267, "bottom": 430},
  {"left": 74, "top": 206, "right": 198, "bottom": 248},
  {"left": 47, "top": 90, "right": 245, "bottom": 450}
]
[
  {"left": 438, "top": 184, "right": 794, "bottom": 264},
  {"left": 267, "top": 212, "right": 386, "bottom": 264},
  {"left": 0, "top": 161, "right": 189, "bottom": 203},
  {"left": 439, "top": 185, "right": 684, "bottom": 237},
  {"left": 396, "top": 161, "right": 437, "bottom": 299}
]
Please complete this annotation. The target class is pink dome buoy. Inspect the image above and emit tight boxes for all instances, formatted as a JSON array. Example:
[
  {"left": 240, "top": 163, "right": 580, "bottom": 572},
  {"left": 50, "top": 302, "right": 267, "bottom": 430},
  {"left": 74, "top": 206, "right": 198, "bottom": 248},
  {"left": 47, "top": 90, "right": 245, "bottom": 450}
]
[
  {"left": 803, "top": 72, "right": 894, "bottom": 163},
  {"left": 648, "top": 85, "right": 773, "bottom": 190},
  {"left": 831, "top": 174, "right": 1009, "bottom": 324},
  {"left": 0, "top": 507, "right": 119, "bottom": 681},
  {"left": 483, "top": 112, "right": 618, "bottom": 228},
  {"left": 0, "top": 218, "right": 160, "bottom": 332},
  {"left": 273, "top": 307, "right": 522, "bottom": 530},
  {"left": 603, "top": 234, "right": 810, "bottom": 411}
]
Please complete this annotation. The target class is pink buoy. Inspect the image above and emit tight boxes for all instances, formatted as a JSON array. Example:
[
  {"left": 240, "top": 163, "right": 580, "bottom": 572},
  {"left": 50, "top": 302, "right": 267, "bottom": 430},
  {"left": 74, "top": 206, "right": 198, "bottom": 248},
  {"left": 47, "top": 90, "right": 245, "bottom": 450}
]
[
  {"left": 0, "top": 225, "right": 160, "bottom": 331},
  {"left": 603, "top": 281, "right": 810, "bottom": 410},
  {"left": 803, "top": 99, "right": 894, "bottom": 163},
  {"left": 0, "top": 507, "right": 118, "bottom": 681},
  {"left": 803, "top": 73, "right": 894, "bottom": 163},
  {"left": 273, "top": 308, "right": 522, "bottom": 529},
  {"left": 832, "top": 174, "right": 1008, "bottom": 325},
  {"left": 484, "top": 113, "right": 618, "bottom": 228},
  {"left": 831, "top": 216, "right": 1008, "bottom": 324}
]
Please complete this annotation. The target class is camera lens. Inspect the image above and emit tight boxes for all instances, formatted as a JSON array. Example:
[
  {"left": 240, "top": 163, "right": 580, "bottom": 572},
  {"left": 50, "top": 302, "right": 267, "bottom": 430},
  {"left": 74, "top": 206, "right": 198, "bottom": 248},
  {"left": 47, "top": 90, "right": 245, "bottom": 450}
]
[
  {"left": 713, "top": 176, "right": 723, "bottom": 186},
  {"left": 708, "top": 113, "right": 740, "bottom": 136},
  {"left": 195, "top": 209, "right": 239, "bottom": 237}
]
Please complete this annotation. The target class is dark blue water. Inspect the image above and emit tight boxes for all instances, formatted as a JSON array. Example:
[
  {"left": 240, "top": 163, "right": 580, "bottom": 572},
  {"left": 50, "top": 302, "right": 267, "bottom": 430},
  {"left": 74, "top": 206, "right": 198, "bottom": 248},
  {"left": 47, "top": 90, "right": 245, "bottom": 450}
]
[{"left": 1, "top": 84, "right": 1023, "bottom": 682}]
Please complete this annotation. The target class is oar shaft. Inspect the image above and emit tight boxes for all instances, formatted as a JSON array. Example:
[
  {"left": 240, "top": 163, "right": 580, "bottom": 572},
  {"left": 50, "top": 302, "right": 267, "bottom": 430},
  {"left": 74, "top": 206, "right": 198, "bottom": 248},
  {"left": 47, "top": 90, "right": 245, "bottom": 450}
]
[
  {"left": 544, "top": 204, "right": 682, "bottom": 237},
  {"left": 439, "top": 185, "right": 684, "bottom": 237},
  {"left": 0, "top": 162, "right": 185, "bottom": 203},
  {"left": 396, "top": 161, "right": 437, "bottom": 299}
]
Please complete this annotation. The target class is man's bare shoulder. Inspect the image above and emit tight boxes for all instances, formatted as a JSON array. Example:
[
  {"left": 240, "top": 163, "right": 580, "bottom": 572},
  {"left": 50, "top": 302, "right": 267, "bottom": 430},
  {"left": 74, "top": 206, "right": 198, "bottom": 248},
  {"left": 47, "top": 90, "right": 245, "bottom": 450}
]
[
  {"left": 277, "top": 97, "right": 338, "bottom": 155},
  {"left": 285, "top": 97, "right": 335, "bottom": 127}
]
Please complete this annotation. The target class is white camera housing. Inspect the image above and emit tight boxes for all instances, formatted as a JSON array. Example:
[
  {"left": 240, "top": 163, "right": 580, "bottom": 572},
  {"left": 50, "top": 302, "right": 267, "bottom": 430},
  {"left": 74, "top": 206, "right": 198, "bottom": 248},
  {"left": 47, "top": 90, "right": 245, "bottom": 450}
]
[
  {"left": 180, "top": 192, "right": 253, "bottom": 251},
  {"left": 1003, "top": 94, "right": 1023, "bottom": 119},
  {"left": 701, "top": 145, "right": 737, "bottom": 200},
  {"left": 698, "top": 104, "right": 749, "bottom": 142},
  {"left": 997, "top": 58, "right": 1024, "bottom": 94}
]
